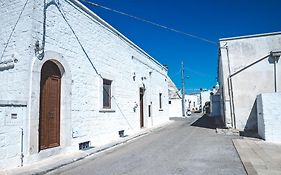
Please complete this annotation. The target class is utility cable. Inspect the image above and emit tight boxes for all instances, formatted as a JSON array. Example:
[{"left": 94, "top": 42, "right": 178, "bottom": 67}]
[
  {"left": 79, "top": 0, "right": 217, "bottom": 45},
  {"left": 56, "top": 3, "right": 134, "bottom": 129},
  {"left": 0, "top": 0, "right": 30, "bottom": 62}
]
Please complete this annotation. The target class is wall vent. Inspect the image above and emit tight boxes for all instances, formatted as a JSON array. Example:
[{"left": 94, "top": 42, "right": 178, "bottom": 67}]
[{"left": 79, "top": 141, "right": 90, "bottom": 150}]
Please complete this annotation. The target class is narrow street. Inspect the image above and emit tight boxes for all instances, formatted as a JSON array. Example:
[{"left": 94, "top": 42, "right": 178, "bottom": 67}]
[{"left": 47, "top": 114, "right": 246, "bottom": 175}]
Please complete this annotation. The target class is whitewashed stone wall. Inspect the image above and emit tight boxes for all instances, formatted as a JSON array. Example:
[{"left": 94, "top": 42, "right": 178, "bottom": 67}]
[
  {"left": 257, "top": 93, "right": 281, "bottom": 142},
  {"left": 0, "top": 0, "right": 169, "bottom": 169},
  {"left": 219, "top": 32, "right": 281, "bottom": 130},
  {"left": 168, "top": 99, "right": 182, "bottom": 117}
]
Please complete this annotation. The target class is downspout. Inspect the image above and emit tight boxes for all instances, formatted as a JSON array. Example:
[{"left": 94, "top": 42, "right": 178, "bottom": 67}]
[
  {"left": 274, "top": 59, "right": 277, "bottom": 92},
  {"left": 224, "top": 45, "right": 236, "bottom": 129},
  {"left": 270, "top": 51, "right": 281, "bottom": 93}
]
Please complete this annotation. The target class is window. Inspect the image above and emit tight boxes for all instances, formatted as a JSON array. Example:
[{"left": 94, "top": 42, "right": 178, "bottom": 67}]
[
  {"left": 103, "top": 79, "right": 112, "bottom": 109},
  {"left": 159, "top": 93, "right": 162, "bottom": 109},
  {"left": 148, "top": 105, "right": 151, "bottom": 117},
  {"left": 169, "top": 101, "right": 171, "bottom": 104}
]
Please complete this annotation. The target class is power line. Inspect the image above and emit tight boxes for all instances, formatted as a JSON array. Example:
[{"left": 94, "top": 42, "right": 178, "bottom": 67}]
[
  {"left": 79, "top": 0, "right": 217, "bottom": 45},
  {"left": 56, "top": 3, "right": 134, "bottom": 129}
]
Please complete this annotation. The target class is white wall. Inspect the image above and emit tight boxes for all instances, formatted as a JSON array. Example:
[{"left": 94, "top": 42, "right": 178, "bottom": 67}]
[
  {"left": 0, "top": 0, "right": 169, "bottom": 169},
  {"left": 168, "top": 99, "right": 182, "bottom": 117},
  {"left": 257, "top": 93, "right": 281, "bottom": 142},
  {"left": 0, "top": 0, "right": 34, "bottom": 168},
  {"left": 201, "top": 90, "right": 211, "bottom": 109},
  {"left": 219, "top": 32, "right": 281, "bottom": 130},
  {"left": 185, "top": 94, "right": 200, "bottom": 112}
]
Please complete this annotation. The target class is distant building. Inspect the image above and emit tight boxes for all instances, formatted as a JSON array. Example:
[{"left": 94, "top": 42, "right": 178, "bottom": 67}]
[
  {"left": 0, "top": 0, "right": 170, "bottom": 169},
  {"left": 168, "top": 78, "right": 182, "bottom": 117},
  {"left": 218, "top": 32, "right": 281, "bottom": 131},
  {"left": 185, "top": 93, "right": 200, "bottom": 112}
]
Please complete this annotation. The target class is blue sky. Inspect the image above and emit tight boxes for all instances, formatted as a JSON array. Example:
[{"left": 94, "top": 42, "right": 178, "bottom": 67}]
[{"left": 80, "top": 0, "right": 281, "bottom": 93}]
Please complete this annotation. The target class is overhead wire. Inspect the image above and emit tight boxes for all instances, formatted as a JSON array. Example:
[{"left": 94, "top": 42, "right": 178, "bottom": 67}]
[
  {"left": 55, "top": 2, "right": 134, "bottom": 129},
  {"left": 79, "top": 0, "right": 217, "bottom": 45},
  {"left": 0, "top": 0, "right": 30, "bottom": 62},
  {"left": 78, "top": 0, "right": 218, "bottom": 92}
]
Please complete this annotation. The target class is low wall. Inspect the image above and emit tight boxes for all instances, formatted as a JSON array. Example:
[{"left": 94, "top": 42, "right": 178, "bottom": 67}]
[
  {"left": 257, "top": 93, "right": 281, "bottom": 142},
  {"left": 169, "top": 99, "right": 182, "bottom": 117}
]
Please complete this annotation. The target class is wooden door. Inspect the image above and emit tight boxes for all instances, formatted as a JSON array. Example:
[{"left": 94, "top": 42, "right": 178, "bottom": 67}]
[
  {"left": 140, "top": 88, "right": 144, "bottom": 128},
  {"left": 39, "top": 61, "right": 61, "bottom": 151}
]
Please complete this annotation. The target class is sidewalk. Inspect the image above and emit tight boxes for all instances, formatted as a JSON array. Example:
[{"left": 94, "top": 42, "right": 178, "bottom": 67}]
[
  {"left": 1, "top": 120, "right": 174, "bottom": 175},
  {"left": 233, "top": 138, "right": 281, "bottom": 175}
]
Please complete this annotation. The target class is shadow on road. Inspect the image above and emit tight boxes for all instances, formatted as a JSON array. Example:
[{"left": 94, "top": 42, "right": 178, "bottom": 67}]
[{"left": 191, "top": 114, "right": 222, "bottom": 129}]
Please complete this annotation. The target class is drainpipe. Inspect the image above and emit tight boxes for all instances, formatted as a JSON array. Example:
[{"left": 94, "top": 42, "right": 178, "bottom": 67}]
[
  {"left": 20, "top": 127, "right": 24, "bottom": 167},
  {"left": 274, "top": 60, "right": 277, "bottom": 92},
  {"left": 270, "top": 51, "right": 280, "bottom": 92},
  {"left": 222, "top": 45, "right": 236, "bottom": 129}
]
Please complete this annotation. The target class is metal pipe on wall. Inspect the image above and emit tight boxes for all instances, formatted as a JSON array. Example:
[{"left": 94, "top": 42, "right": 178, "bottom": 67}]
[
  {"left": 20, "top": 127, "right": 24, "bottom": 167},
  {"left": 221, "top": 45, "right": 236, "bottom": 129}
]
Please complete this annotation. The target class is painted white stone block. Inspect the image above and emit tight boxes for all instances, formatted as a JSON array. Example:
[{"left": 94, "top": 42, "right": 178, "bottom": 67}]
[{"left": 257, "top": 93, "right": 281, "bottom": 142}]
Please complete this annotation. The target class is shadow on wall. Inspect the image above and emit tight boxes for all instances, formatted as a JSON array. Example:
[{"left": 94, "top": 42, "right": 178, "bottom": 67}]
[
  {"left": 240, "top": 100, "right": 261, "bottom": 138},
  {"left": 244, "top": 100, "right": 258, "bottom": 132},
  {"left": 191, "top": 114, "right": 224, "bottom": 129}
]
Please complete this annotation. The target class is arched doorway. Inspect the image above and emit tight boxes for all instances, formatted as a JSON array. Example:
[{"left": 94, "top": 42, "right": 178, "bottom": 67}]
[{"left": 39, "top": 61, "right": 61, "bottom": 151}]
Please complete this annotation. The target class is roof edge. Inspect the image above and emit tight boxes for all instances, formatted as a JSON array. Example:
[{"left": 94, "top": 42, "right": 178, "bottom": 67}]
[
  {"left": 68, "top": 0, "right": 167, "bottom": 71},
  {"left": 219, "top": 31, "right": 281, "bottom": 42}
]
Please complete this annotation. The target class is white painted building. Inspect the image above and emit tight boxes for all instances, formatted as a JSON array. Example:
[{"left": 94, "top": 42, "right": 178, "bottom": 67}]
[
  {"left": 167, "top": 77, "right": 182, "bottom": 117},
  {"left": 218, "top": 32, "right": 281, "bottom": 131},
  {"left": 0, "top": 0, "right": 170, "bottom": 169},
  {"left": 185, "top": 94, "right": 200, "bottom": 112},
  {"left": 200, "top": 90, "right": 211, "bottom": 112}
]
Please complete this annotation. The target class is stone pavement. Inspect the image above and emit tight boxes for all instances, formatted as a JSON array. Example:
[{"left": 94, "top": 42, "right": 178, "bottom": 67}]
[{"left": 233, "top": 138, "right": 281, "bottom": 175}]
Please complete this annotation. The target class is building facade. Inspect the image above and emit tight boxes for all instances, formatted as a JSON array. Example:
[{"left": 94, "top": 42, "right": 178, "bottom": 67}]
[
  {"left": 218, "top": 32, "right": 281, "bottom": 130},
  {"left": 167, "top": 77, "right": 182, "bottom": 117},
  {"left": 185, "top": 93, "right": 200, "bottom": 112},
  {"left": 0, "top": 0, "right": 170, "bottom": 169}
]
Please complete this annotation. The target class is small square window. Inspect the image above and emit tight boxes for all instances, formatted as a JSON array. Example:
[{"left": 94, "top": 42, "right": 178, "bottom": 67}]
[{"left": 103, "top": 79, "right": 112, "bottom": 109}]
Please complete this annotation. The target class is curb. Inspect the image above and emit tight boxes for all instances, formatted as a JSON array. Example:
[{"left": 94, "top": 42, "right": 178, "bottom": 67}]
[
  {"left": 232, "top": 139, "right": 258, "bottom": 175},
  {"left": 4, "top": 120, "right": 174, "bottom": 175}
]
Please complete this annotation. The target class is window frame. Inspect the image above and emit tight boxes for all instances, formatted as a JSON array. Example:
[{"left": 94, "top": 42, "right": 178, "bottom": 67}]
[{"left": 102, "top": 79, "right": 112, "bottom": 109}]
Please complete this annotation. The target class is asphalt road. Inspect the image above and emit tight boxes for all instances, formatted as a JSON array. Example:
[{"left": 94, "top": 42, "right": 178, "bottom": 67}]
[{"left": 47, "top": 114, "right": 246, "bottom": 175}]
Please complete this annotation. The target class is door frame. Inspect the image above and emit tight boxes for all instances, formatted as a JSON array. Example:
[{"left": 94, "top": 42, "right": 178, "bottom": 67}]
[
  {"left": 140, "top": 87, "right": 145, "bottom": 128},
  {"left": 28, "top": 51, "right": 72, "bottom": 156},
  {"left": 39, "top": 61, "right": 62, "bottom": 151}
]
